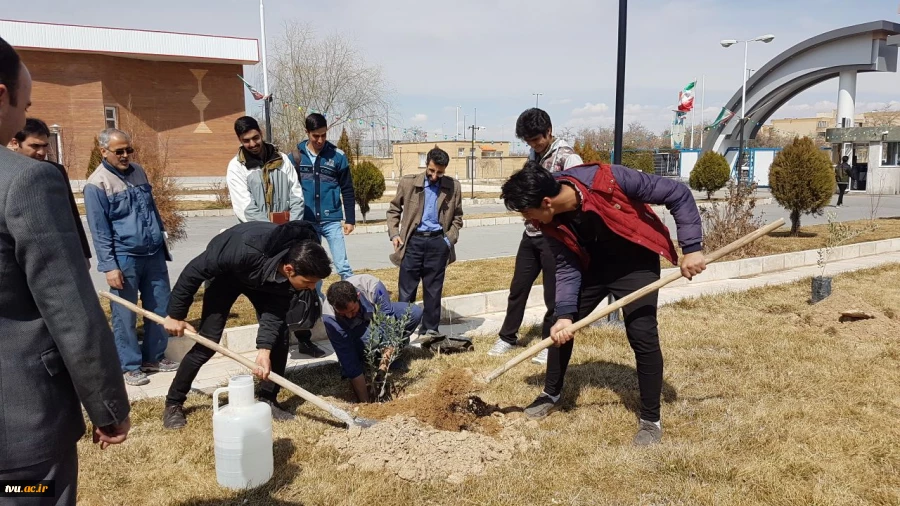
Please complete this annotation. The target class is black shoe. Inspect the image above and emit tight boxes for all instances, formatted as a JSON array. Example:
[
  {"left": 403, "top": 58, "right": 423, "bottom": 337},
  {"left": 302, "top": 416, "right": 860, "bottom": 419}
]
[
  {"left": 296, "top": 340, "right": 327, "bottom": 358},
  {"left": 162, "top": 404, "right": 186, "bottom": 430}
]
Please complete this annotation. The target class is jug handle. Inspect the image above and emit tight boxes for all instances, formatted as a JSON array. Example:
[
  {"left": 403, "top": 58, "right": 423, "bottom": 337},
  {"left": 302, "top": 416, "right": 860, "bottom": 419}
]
[{"left": 213, "top": 387, "right": 228, "bottom": 413}]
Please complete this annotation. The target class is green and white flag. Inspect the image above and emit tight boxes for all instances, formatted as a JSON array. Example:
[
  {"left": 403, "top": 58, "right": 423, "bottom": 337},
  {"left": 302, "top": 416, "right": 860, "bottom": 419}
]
[{"left": 704, "top": 107, "right": 735, "bottom": 130}]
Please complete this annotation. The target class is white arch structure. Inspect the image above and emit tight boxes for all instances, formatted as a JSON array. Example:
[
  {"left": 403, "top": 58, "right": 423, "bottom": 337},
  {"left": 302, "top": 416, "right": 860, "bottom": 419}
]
[{"left": 704, "top": 20, "right": 900, "bottom": 154}]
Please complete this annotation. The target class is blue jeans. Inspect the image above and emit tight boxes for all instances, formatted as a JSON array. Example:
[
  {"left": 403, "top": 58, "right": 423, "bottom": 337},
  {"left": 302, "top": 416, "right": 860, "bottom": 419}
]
[
  {"left": 109, "top": 249, "right": 171, "bottom": 372},
  {"left": 312, "top": 221, "right": 353, "bottom": 290}
]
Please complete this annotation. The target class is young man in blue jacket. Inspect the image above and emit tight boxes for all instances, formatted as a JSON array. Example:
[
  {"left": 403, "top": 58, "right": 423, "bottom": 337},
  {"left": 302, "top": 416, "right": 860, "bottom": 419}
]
[
  {"left": 323, "top": 275, "right": 422, "bottom": 402},
  {"left": 83, "top": 128, "right": 178, "bottom": 387},
  {"left": 290, "top": 113, "right": 355, "bottom": 280},
  {"left": 501, "top": 161, "right": 707, "bottom": 445}
]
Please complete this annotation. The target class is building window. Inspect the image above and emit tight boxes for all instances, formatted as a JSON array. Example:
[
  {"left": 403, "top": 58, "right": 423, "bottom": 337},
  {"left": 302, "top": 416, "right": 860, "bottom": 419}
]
[
  {"left": 884, "top": 142, "right": 900, "bottom": 167},
  {"left": 104, "top": 106, "right": 118, "bottom": 129},
  {"left": 418, "top": 153, "right": 427, "bottom": 168},
  {"left": 458, "top": 148, "right": 465, "bottom": 157},
  {"left": 816, "top": 121, "right": 827, "bottom": 128}
]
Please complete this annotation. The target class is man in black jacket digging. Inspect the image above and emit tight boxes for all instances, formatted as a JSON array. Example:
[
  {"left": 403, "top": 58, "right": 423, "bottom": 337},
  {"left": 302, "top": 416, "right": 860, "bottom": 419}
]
[{"left": 161, "top": 221, "right": 332, "bottom": 429}]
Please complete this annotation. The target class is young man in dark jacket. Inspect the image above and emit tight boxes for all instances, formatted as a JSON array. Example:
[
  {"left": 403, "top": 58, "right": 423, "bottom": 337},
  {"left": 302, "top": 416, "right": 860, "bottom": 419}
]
[
  {"left": 501, "top": 161, "right": 707, "bottom": 445},
  {"left": 290, "top": 113, "right": 355, "bottom": 280},
  {"left": 161, "top": 221, "right": 332, "bottom": 429}
]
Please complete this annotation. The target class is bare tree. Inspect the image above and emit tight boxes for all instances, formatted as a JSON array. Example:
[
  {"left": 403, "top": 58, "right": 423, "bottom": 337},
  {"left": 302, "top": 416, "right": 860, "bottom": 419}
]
[
  {"left": 749, "top": 127, "right": 796, "bottom": 148},
  {"left": 558, "top": 127, "right": 575, "bottom": 143},
  {"left": 403, "top": 127, "right": 428, "bottom": 142},
  {"left": 267, "top": 21, "right": 391, "bottom": 149},
  {"left": 623, "top": 121, "right": 653, "bottom": 149},
  {"left": 868, "top": 103, "right": 900, "bottom": 127}
]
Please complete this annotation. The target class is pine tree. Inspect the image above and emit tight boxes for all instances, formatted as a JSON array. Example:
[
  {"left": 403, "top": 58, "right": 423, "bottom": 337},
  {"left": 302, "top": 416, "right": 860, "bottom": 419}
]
[
  {"left": 351, "top": 161, "right": 386, "bottom": 222},
  {"left": 689, "top": 151, "right": 731, "bottom": 199},
  {"left": 337, "top": 127, "right": 354, "bottom": 167},
  {"left": 769, "top": 136, "right": 835, "bottom": 236},
  {"left": 86, "top": 137, "right": 102, "bottom": 178}
]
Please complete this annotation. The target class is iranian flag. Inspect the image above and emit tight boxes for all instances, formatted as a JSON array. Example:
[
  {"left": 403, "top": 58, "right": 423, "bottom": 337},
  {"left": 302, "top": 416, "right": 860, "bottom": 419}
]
[
  {"left": 705, "top": 107, "right": 735, "bottom": 130},
  {"left": 677, "top": 81, "right": 696, "bottom": 112}
]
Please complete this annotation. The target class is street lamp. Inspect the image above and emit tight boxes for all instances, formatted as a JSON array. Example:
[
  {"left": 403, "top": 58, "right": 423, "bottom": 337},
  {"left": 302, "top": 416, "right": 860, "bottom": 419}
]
[
  {"left": 720, "top": 34, "right": 775, "bottom": 122},
  {"left": 533, "top": 93, "right": 543, "bottom": 107},
  {"left": 721, "top": 34, "right": 775, "bottom": 182}
]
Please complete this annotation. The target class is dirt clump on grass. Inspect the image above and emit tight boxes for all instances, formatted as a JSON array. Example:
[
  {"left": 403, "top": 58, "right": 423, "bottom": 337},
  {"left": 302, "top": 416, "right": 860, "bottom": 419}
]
[
  {"left": 318, "top": 416, "right": 539, "bottom": 484},
  {"left": 356, "top": 367, "right": 498, "bottom": 433},
  {"left": 318, "top": 368, "right": 541, "bottom": 483},
  {"left": 803, "top": 290, "right": 900, "bottom": 340}
]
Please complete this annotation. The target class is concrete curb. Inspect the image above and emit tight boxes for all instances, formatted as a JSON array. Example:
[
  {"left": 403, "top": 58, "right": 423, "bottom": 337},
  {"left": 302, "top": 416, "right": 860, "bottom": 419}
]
[{"left": 163, "top": 236, "right": 900, "bottom": 362}]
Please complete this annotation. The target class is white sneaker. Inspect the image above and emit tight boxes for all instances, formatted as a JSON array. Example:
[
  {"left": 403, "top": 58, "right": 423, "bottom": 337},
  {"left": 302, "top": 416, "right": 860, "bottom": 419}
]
[
  {"left": 531, "top": 348, "right": 548, "bottom": 364},
  {"left": 487, "top": 338, "right": 516, "bottom": 356}
]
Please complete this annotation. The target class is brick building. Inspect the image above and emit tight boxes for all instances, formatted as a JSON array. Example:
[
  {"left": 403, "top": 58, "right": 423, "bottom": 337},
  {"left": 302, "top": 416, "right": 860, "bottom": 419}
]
[{"left": 2, "top": 19, "right": 258, "bottom": 178}]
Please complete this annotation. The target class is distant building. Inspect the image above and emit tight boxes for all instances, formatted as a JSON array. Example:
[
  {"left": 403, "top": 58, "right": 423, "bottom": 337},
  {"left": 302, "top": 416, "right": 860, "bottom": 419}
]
[
  {"left": 371, "top": 140, "right": 525, "bottom": 180},
  {"left": 766, "top": 109, "right": 900, "bottom": 141},
  {"left": 2, "top": 19, "right": 259, "bottom": 178}
]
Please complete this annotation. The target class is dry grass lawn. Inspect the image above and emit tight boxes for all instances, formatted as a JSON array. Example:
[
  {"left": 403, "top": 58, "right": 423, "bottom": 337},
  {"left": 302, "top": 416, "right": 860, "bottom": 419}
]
[
  {"left": 78, "top": 200, "right": 228, "bottom": 216},
  {"left": 372, "top": 191, "right": 501, "bottom": 204},
  {"left": 78, "top": 265, "right": 900, "bottom": 505},
  {"left": 103, "top": 218, "right": 900, "bottom": 329},
  {"left": 357, "top": 211, "right": 519, "bottom": 227}
]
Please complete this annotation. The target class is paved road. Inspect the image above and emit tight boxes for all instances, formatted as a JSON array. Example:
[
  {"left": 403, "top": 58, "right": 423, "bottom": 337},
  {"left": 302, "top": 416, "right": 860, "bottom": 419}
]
[{"left": 82, "top": 193, "right": 900, "bottom": 291}]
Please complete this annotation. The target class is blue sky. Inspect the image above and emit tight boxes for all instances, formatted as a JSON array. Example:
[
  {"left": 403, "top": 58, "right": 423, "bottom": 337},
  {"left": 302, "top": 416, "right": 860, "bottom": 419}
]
[{"left": 7, "top": 0, "right": 900, "bottom": 144}]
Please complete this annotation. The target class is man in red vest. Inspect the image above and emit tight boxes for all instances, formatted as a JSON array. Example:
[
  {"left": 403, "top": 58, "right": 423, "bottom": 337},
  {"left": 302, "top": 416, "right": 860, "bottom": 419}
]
[{"left": 500, "top": 160, "right": 706, "bottom": 445}]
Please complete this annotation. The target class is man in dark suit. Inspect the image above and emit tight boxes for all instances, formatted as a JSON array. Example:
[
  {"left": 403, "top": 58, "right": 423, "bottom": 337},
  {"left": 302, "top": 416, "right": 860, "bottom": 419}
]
[
  {"left": 7, "top": 117, "right": 92, "bottom": 264},
  {"left": 1, "top": 36, "right": 131, "bottom": 505}
]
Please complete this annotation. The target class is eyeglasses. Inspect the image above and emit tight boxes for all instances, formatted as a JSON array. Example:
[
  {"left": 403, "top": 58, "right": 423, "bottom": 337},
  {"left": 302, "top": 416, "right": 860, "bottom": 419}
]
[{"left": 113, "top": 147, "right": 135, "bottom": 156}]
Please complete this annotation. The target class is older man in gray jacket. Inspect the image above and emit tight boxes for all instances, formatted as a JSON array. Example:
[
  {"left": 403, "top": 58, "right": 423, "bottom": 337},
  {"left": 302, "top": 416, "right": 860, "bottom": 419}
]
[{"left": 1, "top": 37, "right": 131, "bottom": 506}]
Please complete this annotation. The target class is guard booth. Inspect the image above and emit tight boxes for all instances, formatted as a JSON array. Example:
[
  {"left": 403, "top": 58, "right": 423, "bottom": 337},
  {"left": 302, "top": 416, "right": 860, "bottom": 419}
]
[{"left": 826, "top": 126, "right": 900, "bottom": 194}]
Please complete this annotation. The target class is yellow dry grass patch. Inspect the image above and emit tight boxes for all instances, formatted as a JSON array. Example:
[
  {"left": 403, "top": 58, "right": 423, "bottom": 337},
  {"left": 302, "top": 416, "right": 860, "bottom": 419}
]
[
  {"left": 372, "top": 191, "right": 501, "bottom": 204},
  {"left": 78, "top": 200, "right": 228, "bottom": 216},
  {"left": 78, "top": 264, "right": 900, "bottom": 505},
  {"left": 357, "top": 211, "right": 519, "bottom": 227},
  {"left": 102, "top": 218, "right": 900, "bottom": 328}
]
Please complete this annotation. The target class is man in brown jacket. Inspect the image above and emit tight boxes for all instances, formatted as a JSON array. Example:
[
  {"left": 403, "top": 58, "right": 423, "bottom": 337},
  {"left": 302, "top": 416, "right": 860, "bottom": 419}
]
[{"left": 386, "top": 146, "right": 463, "bottom": 337}]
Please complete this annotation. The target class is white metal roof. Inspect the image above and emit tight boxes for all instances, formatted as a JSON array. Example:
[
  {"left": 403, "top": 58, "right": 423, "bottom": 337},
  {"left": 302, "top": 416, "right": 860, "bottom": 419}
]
[{"left": 1, "top": 19, "right": 259, "bottom": 65}]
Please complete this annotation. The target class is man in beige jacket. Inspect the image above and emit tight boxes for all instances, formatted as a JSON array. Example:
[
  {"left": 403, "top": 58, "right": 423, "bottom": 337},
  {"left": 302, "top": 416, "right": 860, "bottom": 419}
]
[{"left": 386, "top": 146, "right": 463, "bottom": 337}]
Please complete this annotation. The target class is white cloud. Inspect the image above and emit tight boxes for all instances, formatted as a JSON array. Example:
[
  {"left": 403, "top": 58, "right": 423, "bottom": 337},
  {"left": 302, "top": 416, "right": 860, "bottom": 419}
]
[
  {"left": 410, "top": 113, "right": 428, "bottom": 124},
  {"left": 571, "top": 102, "right": 610, "bottom": 117}
]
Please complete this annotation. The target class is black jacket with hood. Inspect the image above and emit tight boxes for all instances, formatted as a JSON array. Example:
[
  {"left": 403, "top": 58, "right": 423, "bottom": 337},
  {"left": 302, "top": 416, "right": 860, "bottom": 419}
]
[{"left": 167, "top": 221, "right": 319, "bottom": 349}]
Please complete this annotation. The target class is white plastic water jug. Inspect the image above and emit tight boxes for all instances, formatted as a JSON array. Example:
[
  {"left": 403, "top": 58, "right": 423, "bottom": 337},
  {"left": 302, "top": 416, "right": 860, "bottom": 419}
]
[{"left": 212, "top": 375, "right": 274, "bottom": 489}]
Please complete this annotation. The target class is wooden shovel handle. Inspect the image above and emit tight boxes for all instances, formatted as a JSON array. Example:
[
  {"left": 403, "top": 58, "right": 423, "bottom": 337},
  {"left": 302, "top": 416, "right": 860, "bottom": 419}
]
[
  {"left": 484, "top": 218, "right": 785, "bottom": 383},
  {"left": 98, "top": 291, "right": 361, "bottom": 427}
]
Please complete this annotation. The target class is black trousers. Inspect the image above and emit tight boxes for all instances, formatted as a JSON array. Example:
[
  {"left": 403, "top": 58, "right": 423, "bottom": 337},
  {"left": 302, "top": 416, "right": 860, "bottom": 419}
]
[
  {"left": 166, "top": 278, "right": 290, "bottom": 406},
  {"left": 0, "top": 444, "right": 77, "bottom": 506},
  {"left": 499, "top": 232, "right": 556, "bottom": 344},
  {"left": 544, "top": 254, "right": 663, "bottom": 422},
  {"left": 837, "top": 182, "right": 848, "bottom": 206},
  {"left": 398, "top": 234, "right": 451, "bottom": 332}
]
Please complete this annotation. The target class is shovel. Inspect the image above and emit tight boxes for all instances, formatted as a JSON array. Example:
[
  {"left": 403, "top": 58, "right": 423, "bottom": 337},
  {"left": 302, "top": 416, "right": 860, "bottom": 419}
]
[
  {"left": 483, "top": 218, "right": 786, "bottom": 384},
  {"left": 99, "top": 291, "right": 377, "bottom": 429}
]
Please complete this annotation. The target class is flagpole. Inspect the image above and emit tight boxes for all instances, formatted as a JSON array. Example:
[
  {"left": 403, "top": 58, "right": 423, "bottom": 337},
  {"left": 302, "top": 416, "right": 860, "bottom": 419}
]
[
  {"left": 259, "top": 0, "right": 272, "bottom": 142},
  {"left": 699, "top": 74, "right": 705, "bottom": 148},
  {"left": 690, "top": 77, "right": 696, "bottom": 149}
]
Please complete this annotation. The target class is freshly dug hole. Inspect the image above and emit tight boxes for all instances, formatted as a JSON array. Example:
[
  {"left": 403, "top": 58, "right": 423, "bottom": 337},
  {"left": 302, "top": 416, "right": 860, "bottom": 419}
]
[{"left": 357, "top": 367, "right": 499, "bottom": 432}]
